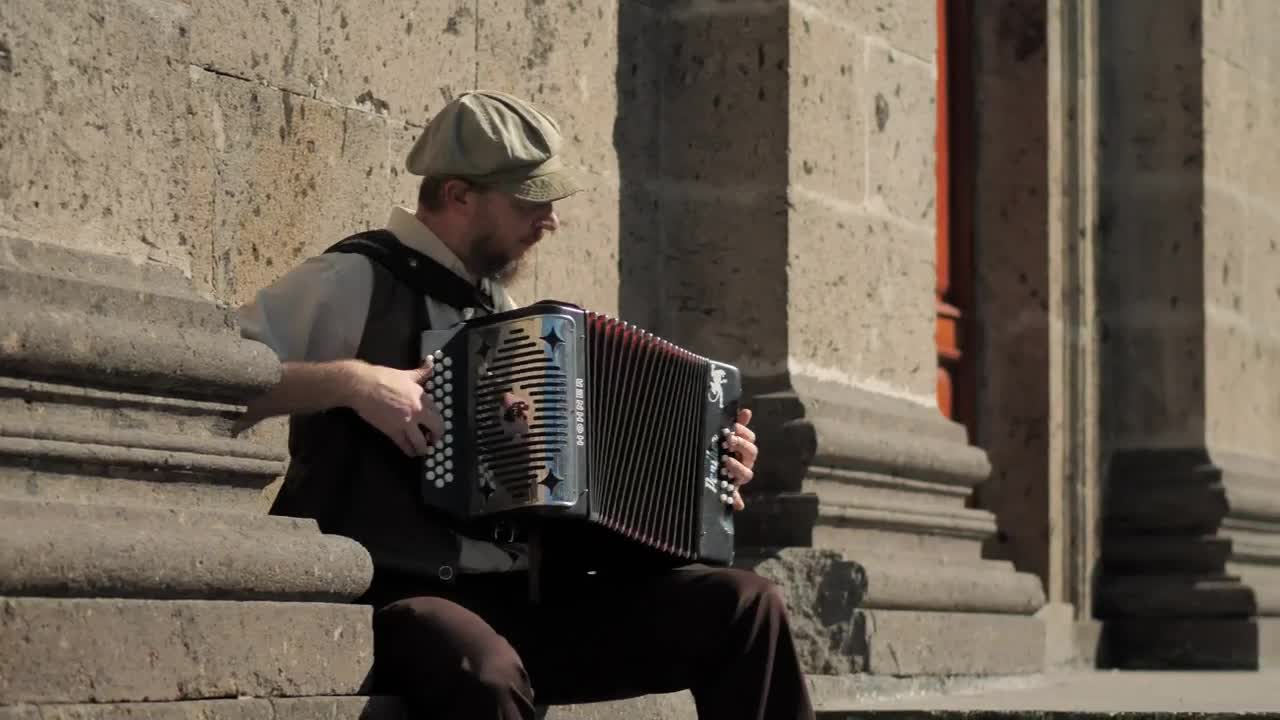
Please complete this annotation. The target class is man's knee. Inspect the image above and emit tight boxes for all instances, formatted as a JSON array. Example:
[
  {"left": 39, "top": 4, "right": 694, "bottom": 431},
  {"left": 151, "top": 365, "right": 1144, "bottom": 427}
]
[
  {"left": 701, "top": 568, "right": 789, "bottom": 619},
  {"left": 372, "top": 596, "right": 531, "bottom": 701}
]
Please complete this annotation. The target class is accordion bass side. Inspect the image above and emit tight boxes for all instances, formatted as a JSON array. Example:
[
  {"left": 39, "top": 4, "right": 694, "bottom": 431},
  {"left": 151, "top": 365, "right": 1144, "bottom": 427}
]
[{"left": 419, "top": 301, "right": 741, "bottom": 566}]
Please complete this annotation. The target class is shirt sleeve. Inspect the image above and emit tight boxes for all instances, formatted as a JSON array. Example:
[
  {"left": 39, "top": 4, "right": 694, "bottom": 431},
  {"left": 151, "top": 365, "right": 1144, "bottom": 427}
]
[{"left": 236, "top": 253, "right": 375, "bottom": 363}]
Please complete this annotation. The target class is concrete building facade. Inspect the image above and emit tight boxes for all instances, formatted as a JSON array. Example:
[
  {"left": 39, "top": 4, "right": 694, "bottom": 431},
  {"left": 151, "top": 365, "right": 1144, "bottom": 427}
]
[{"left": 2, "top": 0, "right": 1278, "bottom": 715}]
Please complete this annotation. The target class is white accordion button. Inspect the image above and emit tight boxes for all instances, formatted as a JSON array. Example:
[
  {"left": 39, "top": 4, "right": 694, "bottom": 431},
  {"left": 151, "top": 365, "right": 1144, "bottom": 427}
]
[
  {"left": 444, "top": 460, "right": 454, "bottom": 470},
  {"left": 443, "top": 370, "right": 453, "bottom": 381},
  {"left": 444, "top": 446, "right": 453, "bottom": 457},
  {"left": 443, "top": 356, "right": 453, "bottom": 367},
  {"left": 444, "top": 472, "right": 454, "bottom": 483},
  {"left": 444, "top": 421, "right": 453, "bottom": 431},
  {"left": 433, "top": 350, "right": 444, "bottom": 360},
  {"left": 444, "top": 383, "right": 454, "bottom": 393},
  {"left": 434, "top": 478, "right": 444, "bottom": 489},
  {"left": 444, "top": 395, "right": 453, "bottom": 406},
  {"left": 720, "top": 480, "right": 731, "bottom": 491},
  {"left": 444, "top": 408, "right": 453, "bottom": 419}
]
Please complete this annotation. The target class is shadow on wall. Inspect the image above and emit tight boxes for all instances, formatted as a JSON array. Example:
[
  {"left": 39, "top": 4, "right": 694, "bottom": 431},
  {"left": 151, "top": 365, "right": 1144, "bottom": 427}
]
[{"left": 1093, "top": 0, "right": 1258, "bottom": 670}]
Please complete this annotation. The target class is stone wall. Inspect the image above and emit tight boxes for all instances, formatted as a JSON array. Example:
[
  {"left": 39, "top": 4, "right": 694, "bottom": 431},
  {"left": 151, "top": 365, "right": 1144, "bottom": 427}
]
[
  {"left": 1, "top": 0, "right": 631, "bottom": 313},
  {"left": 1201, "top": 0, "right": 1280, "bottom": 463}
]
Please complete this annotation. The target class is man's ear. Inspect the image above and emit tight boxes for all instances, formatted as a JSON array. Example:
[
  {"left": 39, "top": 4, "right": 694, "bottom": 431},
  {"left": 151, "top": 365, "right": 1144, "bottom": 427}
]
[{"left": 441, "top": 179, "right": 472, "bottom": 209}]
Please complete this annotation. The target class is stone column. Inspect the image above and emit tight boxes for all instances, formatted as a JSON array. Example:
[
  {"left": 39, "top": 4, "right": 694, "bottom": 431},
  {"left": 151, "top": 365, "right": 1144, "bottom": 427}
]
[
  {"left": 1093, "top": 0, "right": 1280, "bottom": 669},
  {"left": 0, "top": 237, "right": 378, "bottom": 716},
  {"left": 645, "top": 0, "right": 1046, "bottom": 676}
]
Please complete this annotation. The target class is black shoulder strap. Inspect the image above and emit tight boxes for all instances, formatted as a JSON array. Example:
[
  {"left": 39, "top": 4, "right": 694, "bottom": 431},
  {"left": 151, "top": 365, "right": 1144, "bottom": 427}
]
[{"left": 324, "top": 229, "right": 495, "bottom": 313}]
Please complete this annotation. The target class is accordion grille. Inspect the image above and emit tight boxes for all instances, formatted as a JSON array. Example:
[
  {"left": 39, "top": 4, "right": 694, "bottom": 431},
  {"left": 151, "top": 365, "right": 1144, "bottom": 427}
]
[
  {"left": 472, "top": 323, "right": 571, "bottom": 505},
  {"left": 586, "top": 312, "right": 709, "bottom": 560}
]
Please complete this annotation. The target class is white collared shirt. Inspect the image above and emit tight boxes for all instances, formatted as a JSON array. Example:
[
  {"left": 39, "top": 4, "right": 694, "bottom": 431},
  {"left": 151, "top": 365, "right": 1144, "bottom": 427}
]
[{"left": 237, "top": 207, "right": 524, "bottom": 573}]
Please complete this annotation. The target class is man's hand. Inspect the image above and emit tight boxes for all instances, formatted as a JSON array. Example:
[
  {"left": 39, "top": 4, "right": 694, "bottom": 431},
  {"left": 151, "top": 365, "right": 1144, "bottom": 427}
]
[
  {"left": 723, "top": 408, "right": 758, "bottom": 511},
  {"left": 348, "top": 357, "right": 445, "bottom": 456}
]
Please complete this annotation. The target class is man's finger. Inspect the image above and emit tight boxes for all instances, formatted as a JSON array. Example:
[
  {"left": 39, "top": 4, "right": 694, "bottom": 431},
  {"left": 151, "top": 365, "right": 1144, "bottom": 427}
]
[
  {"left": 415, "top": 403, "right": 445, "bottom": 442},
  {"left": 722, "top": 455, "right": 754, "bottom": 486},
  {"left": 737, "top": 408, "right": 753, "bottom": 427},
  {"left": 727, "top": 434, "right": 759, "bottom": 467},
  {"left": 733, "top": 421, "right": 756, "bottom": 445},
  {"left": 408, "top": 356, "right": 435, "bottom": 385},
  {"left": 732, "top": 488, "right": 745, "bottom": 512},
  {"left": 404, "top": 425, "right": 431, "bottom": 456}
]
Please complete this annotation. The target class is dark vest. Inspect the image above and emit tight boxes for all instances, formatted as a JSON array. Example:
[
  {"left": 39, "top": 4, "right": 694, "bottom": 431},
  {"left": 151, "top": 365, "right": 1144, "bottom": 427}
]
[{"left": 268, "top": 230, "right": 496, "bottom": 584}]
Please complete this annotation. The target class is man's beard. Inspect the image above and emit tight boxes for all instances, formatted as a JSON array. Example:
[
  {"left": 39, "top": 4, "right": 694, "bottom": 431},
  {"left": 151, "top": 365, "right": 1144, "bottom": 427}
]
[{"left": 470, "top": 232, "right": 527, "bottom": 283}]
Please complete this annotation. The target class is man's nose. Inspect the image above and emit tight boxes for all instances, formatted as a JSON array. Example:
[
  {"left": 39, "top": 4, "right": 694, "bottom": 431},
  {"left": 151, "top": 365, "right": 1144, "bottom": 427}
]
[{"left": 540, "top": 207, "right": 560, "bottom": 232}]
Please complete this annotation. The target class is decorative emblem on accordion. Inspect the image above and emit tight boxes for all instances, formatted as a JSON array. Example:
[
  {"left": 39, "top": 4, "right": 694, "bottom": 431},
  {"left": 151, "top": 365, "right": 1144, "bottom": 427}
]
[{"left": 418, "top": 301, "right": 742, "bottom": 566}]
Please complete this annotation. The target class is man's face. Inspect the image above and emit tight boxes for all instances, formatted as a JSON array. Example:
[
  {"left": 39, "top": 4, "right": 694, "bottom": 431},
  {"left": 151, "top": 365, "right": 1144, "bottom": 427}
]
[{"left": 467, "top": 191, "right": 559, "bottom": 281}]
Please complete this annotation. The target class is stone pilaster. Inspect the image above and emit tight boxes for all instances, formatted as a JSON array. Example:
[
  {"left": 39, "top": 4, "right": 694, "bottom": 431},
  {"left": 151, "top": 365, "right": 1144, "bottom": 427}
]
[
  {"left": 1092, "top": 0, "right": 1280, "bottom": 669},
  {"left": 637, "top": 0, "right": 1046, "bottom": 676},
  {"left": 0, "top": 236, "right": 374, "bottom": 705}
]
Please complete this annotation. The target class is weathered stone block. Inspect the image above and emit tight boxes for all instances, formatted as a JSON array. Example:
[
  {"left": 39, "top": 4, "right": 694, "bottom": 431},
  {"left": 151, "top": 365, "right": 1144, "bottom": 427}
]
[
  {"left": 859, "top": 609, "right": 1044, "bottom": 675},
  {"left": 1205, "top": 320, "right": 1280, "bottom": 458},
  {"left": 545, "top": 693, "right": 696, "bottom": 720},
  {"left": 788, "top": 7, "right": 866, "bottom": 205},
  {"left": 786, "top": 191, "right": 935, "bottom": 399},
  {"left": 388, "top": 121, "right": 425, "bottom": 209},
  {"left": 1203, "top": 54, "right": 1280, "bottom": 207},
  {"left": 741, "top": 547, "right": 1045, "bottom": 674},
  {"left": 477, "top": 0, "right": 659, "bottom": 181},
  {"left": 1100, "top": 326, "right": 1207, "bottom": 449},
  {"left": 188, "top": 0, "right": 321, "bottom": 96},
  {"left": 801, "top": 0, "right": 936, "bottom": 62},
  {"left": 0, "top": 598, "right": 372, "bottom": 704},
  {"left": 1096, "top": 182, "right": 1205, "bottom": 311},
  {"left": 528, "top": 182, "right": 621, "bottom": 317},
  {"left": 660, "top": 4, "right": 790, "bottom": 186},
  {"left": 318, "top": 0, "right": 474, "bottom": 120},
  {"left": 0, "top": 498, "right": 371, "bottom": 602},
  {"left": 1204, "top": 0, "right": 1280, "bottom": 86},
  {"left": 0, "top": 0, "right": 208, "bottom": 281},
  {"left": 656, "top": 191, "right": 790, "bottom": 371},
  {"left": 190, "top": 71, "right": 389, "bottom": 305},
  {"left": 0, "top": 697, "right": 407, "bottom": 720},
  {"left": 865, "top": 43, "right": 936, "bottom": 226}
]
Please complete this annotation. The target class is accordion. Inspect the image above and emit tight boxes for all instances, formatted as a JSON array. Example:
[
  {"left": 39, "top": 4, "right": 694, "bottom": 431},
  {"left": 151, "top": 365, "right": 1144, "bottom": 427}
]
[{"left": 418, "top": 301, "right": 741, "bottom": 567}]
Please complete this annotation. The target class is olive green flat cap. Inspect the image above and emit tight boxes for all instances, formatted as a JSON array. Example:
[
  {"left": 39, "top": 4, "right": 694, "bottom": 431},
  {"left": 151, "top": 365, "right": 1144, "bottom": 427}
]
[{"left": 406, "top": 90, "right": 583, "bottom": 202}]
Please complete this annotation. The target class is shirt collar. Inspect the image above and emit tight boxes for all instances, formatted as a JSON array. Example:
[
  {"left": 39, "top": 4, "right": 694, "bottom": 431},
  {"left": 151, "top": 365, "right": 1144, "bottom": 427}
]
[{"left": 385, "top": 206, "right": 482, "bottom": 285}]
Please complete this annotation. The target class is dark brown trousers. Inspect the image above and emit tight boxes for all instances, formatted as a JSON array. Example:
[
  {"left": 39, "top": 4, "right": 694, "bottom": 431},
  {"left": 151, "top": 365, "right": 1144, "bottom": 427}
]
[{"left": 363, "top": 566, "right": 815, "bottom": 720}]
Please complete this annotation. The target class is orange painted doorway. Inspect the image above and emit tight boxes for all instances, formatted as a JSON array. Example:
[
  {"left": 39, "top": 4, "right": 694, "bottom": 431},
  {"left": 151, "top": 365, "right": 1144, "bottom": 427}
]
[{"left": 936, "top": 0, "right": 976, "bottom": 439}]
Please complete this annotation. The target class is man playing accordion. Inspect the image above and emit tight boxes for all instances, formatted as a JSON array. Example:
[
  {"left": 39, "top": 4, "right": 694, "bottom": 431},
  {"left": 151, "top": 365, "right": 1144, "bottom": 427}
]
[{"left": 235, "top": 91, "right": 814, "bottom": 720}]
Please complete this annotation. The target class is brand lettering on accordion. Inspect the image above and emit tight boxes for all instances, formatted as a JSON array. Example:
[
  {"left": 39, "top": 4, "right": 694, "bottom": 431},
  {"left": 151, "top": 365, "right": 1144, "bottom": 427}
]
[
  {"left": 418, "top": 301, "right": 742, "bottom": 566},
  {"left": 704, "top": 444, "right": 721, "bottom": 494},
  {"left": 574, "top": 378, "right": 586, "bottom": 446}
]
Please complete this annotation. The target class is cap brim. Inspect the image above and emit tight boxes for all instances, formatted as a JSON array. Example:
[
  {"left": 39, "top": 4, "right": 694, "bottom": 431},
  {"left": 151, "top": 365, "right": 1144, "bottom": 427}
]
[{"left": 496, "top": 169, "right": 584, "bottom": 202}]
